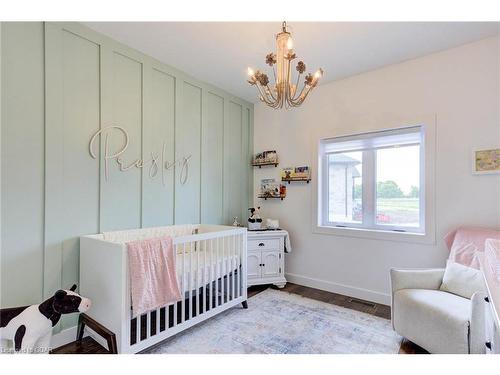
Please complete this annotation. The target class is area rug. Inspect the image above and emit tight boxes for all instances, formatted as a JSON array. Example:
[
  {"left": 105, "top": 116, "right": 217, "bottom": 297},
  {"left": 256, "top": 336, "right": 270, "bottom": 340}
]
[{"left": 144, "top": 289, "right": 401, "bottom": 354}]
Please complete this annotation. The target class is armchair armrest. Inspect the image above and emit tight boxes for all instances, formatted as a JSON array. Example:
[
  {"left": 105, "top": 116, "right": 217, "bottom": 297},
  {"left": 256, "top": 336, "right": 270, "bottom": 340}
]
[
  {"left": 390, "top": 268, "right": 445, "bottom": 293},
  {"left": 469, "top": 291, "right": 487, "bottom": 354}
]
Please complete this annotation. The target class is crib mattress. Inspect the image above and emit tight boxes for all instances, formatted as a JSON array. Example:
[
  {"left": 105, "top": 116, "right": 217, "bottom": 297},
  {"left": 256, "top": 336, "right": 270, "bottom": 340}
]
[{"left": 175, "top": 252, "right": 240, "bottom": 291}]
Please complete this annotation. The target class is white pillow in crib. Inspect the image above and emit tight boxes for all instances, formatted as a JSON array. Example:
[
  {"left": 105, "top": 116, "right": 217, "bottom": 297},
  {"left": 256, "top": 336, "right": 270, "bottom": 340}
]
[{"left": 439, "top": 261, "right": 485, "bottom": 299}]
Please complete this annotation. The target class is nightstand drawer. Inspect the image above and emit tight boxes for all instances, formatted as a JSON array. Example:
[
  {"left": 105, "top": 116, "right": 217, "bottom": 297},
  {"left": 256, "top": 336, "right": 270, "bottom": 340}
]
[{"left": 248, "top": 238, "right": 280, "bottom": 251}]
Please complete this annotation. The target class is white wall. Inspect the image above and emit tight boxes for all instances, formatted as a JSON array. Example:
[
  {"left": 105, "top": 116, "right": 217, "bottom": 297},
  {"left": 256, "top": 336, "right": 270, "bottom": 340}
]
[{"left": 254, "top": 36, "right": 500, "bottom": 304}]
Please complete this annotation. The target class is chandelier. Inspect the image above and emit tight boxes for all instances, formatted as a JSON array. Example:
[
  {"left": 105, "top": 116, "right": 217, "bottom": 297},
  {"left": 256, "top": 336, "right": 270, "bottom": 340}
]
[{"left": 247, "top": 21, "right": 323, "bottom": 109}]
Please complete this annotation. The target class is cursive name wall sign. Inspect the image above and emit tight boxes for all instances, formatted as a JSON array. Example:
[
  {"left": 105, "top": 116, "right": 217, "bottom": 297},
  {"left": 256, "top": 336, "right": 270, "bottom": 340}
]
[{"left": 89, "top": 126, "right": 191, "bottom": 185}]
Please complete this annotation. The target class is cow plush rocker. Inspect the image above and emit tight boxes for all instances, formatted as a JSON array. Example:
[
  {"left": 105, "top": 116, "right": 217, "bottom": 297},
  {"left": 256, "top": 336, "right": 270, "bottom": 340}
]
[{"left": 0, "top": 284, "right": 91, "bottom": 353}]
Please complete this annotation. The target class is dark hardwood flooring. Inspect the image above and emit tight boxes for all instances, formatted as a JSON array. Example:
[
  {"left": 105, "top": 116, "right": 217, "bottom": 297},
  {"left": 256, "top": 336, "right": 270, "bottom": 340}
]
[{"left": 52, "top": 283, "right": 427, "bottom": 354}]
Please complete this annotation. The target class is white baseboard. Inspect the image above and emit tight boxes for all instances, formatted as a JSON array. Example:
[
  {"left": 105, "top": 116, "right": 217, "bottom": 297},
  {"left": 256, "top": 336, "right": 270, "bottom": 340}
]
[
  {"left": 51, "top": 326, "right": 77, "bottom": 349},
  {"left": 285, "top": 272, "right": 391, "bottom": 305},
  {"left": 51, "top": 325, "right": 110, "bottom": 352}
]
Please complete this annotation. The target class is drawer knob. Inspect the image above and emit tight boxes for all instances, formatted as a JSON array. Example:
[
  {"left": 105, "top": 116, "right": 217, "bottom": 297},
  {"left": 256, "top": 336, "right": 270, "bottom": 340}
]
[
  {"left": 485, "top": 296, "right": 490, "bottom": 303},
  {"left": 486, "top": 341, "right": 492, "bottom": 350},
  {"left": 258, "top": 243, "right": 265, "bottom": 247}
]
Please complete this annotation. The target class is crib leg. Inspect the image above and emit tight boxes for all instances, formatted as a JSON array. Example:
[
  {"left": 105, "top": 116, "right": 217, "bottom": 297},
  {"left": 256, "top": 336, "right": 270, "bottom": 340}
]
[{"left": 241, "top": 300, "right": 248, "bottom": 309}]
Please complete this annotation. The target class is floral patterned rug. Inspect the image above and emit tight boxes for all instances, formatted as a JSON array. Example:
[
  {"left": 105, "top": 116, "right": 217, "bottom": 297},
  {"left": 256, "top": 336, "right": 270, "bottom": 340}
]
[{"left": 144, "top": 288, "right": 401, "bottom": 354}]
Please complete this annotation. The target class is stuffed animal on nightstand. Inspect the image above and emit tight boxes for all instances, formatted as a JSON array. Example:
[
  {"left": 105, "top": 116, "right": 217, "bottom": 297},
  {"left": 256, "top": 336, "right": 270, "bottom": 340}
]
[
  {"left": 0, "top": 284, "right": 91, "bottom": 353},
  {"left": 248, "top": 207, "right": 263, "bottom": 230}
]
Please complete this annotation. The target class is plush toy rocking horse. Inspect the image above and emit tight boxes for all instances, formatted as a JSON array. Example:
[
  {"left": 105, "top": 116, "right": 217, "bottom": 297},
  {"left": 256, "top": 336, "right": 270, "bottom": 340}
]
[{"left": 0, "top": 284, "right": 91, "bottom": 353}]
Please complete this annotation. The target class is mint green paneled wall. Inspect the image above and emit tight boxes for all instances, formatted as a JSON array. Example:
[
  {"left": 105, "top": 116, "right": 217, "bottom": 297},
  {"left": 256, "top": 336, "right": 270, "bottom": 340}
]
[
  {"left": 0, "top": 23, "right": 254, "bottom": 332},
  {"left": 143, "top": 67, "right": 176, "bottom": 227},
  {"left": 201, "top": 92, "right": 224, "bottom": 224},
  {"left": 224, "top": 102, "right": 243, "bottom": 224},
  {"left": 175, "top": 82, "right": 202, "bottom": 224},
  {"left": 1, "top": 23, "right": 45, "bottom": 307}
]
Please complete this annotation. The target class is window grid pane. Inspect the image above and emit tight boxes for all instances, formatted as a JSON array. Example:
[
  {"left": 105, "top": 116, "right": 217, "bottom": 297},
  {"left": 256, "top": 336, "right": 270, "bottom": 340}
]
[
  {"left": 375, "top": 145, "right": 420, "bottom": 228},
  {"left": 327, "top": 151, "right": 362, "bottom": 224}
]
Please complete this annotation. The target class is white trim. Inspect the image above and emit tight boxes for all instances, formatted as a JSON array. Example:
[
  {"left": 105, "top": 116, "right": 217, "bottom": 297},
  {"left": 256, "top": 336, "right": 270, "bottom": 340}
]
[
  {"left": 285, "top": 272, "right": 391, "bottom": 305},
  {"left": 311, "top": 115, "right": 436, "bottom": 245}
]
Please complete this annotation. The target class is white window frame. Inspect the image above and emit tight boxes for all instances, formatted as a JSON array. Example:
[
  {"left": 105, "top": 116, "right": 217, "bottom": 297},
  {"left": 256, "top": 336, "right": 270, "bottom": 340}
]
[{"left": 312, "top": 117, "right": 436, "bottom": 244}]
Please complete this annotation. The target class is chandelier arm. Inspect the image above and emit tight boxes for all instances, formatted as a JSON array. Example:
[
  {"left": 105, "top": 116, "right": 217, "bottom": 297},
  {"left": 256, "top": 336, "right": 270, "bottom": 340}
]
[
  {"left": 266, "top": 84, "right": 278, "bottom": 101},
  {"left": 289, "top": 84, "right": 312, "bottom": 106},
  {"left": 274, "top": 86, "right": 283, "bottom": 108},
  {"left": 291, "top": 83, "right": 308, "bottom": 103},
  {"left": 254, "top": 86, "right": 273, "bottom": 106},
  {"left": 266, "top": 85, "right": 281, "bottom": 107},
  {"left": 274, "top": 87, "right": 283, "bottom": 108},
  {"left": 292, "top": 72, "right": 301, "bottom": 99},
  {"left": 255, "top": 83, "right": 278, "bottom": 106}
]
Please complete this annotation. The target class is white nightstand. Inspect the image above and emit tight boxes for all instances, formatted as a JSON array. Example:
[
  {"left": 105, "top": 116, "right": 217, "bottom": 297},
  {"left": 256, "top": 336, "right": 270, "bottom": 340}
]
[{"left": 247, "top": 230, "right": 287, "bottom": 288}]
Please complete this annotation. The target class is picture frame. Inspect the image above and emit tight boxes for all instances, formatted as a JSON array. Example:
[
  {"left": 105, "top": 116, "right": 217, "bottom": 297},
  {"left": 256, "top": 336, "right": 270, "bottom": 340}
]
[{"left": 472, "top": 147, "right": 500, "bottom": 175}]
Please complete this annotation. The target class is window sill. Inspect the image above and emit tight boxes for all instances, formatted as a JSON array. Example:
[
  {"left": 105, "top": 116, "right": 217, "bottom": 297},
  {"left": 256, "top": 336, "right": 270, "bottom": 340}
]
[{"left": 313, "top": 224, "right": 436, "bottom": 245}]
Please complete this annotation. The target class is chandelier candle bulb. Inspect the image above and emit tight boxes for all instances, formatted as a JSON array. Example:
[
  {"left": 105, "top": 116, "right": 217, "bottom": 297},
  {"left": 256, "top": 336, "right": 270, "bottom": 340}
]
[{"left": 246, "top": 21, "right": 323, "bottom": 109}]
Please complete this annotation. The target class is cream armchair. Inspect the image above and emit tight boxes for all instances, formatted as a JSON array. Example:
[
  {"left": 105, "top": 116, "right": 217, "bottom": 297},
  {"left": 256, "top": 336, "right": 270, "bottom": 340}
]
[{"left": 390, "top": 268, "right": 486, "bottom": 354}]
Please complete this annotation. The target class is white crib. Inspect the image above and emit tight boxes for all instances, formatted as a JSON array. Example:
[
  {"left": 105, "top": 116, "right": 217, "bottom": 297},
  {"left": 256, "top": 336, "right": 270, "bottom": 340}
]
[{"left": 80, "top": 224, "right": 247, "bottom": 353}]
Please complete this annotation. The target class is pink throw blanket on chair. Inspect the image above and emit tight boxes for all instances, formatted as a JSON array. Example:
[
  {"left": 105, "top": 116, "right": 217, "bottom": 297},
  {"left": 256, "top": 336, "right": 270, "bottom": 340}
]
[
  {"left": 445, "top": 226, "right": 500, "bottom": 269},
  {"left": 127, "top": 236, "right": 182, "bottom": 316}
]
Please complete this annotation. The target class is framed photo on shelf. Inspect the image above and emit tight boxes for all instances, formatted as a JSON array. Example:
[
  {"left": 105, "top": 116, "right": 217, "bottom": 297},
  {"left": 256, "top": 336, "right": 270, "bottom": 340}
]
[
  {"left": 253, "top": 150, "right": 278, "bottom": 165},
  {"left": 472, "top": 147, "right": 500, "bottom": 175},
  {"left": 281, "top": 166, "right": 311, "bottom": 181},
  {"left": 259, "top": 178, "right": 286, "bottom": 199}
]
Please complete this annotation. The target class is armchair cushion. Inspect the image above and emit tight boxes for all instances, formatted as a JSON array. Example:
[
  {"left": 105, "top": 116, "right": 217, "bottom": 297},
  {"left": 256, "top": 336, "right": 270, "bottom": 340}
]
[
  {"left": 439, "top": 262, "right": 485, "bottom": 299},
  {"left": 393, "top": 289, "right": 470, "bottom": 353}
]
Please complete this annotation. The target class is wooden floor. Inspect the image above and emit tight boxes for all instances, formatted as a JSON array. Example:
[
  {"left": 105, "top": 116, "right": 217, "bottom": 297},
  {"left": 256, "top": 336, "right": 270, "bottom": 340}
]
[{"left": 52, "top": 283, "right": 427, "bottom": 354}]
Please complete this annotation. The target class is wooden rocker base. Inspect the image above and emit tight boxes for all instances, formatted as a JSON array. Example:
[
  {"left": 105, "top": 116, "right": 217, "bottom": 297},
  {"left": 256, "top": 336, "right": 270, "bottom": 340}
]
[{"left": 77, "top": 313, "right": 118, "bottom": 354}]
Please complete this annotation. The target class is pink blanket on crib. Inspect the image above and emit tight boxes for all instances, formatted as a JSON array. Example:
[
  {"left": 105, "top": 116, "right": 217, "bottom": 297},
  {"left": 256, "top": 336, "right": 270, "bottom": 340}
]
[
  {"left": 445, "top": 226, "right": 500, "bottom": 269},
  {"left": 127, "top": 236, "right": 182, "bottom": 316}
]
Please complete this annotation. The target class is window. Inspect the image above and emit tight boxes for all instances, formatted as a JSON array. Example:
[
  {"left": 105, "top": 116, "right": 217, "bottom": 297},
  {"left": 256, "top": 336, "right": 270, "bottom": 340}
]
[{"left": 319, "top": 126, "right": 424, "bottom": 234}]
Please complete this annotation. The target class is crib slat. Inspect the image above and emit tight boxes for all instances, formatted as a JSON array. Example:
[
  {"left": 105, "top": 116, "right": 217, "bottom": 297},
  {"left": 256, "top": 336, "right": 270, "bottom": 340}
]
[
  {"left": 136, "top": 314, "right": 140, "bottom": 342},
  {"left": 239, "top": 233, "right": 242, "bottom": 297},
  {"left": 146, "top": 311, "right": 151, "bottom": 339},
  {"left": 156, "top": 308, "right": 160, "bottom": 335},
  {"left": 217, "top": 237, "right": 221, "bottom": 307},
  {"left": 236, "top": 234, "right": 240, "bottom": 298},
  {"left": 232, "top": 235, "right": 236, "bottom": 300},
  {"left": 221, "top": 236, "right": 225, "bottom": 305},
  {"left": 202, "top": 239, "right": 206, "bottom": 314},
  {"left": 173, "top": 245, "right": 178, "bottom": 327},
  {"left": 189, "top": 240, "right": 193, "bottom": 320},
  {"left": 196, "top": 240, "right": 200, "bottom": 317},
  {"left": 215, "top": 237, "right": 219, "bottom": 307},
  {"left": 182, "top": 242, "right": 186, "bottom": 324},
  {"left": 234, "top": 235, "right": 237, "bottom": 299},
  {"left": 210, "top": 238, "right": 214, "bottom": 310},
  {"left": 173, "top": 301, "right": 177, "bottom": 327},
  {"left": 225, "top": 236, "right": 229, "bottom": 303}
]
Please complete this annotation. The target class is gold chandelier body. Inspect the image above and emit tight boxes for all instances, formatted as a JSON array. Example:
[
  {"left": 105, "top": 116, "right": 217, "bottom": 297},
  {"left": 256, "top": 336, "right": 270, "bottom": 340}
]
[{"left": 247, "top": 22, "right": 323, "bottom": 109}]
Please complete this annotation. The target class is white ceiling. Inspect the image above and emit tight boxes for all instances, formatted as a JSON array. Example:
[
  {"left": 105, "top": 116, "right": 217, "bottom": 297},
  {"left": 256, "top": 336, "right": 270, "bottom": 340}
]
[{"left": 84, "top": 22, "right": 500, "bottom": 103}]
